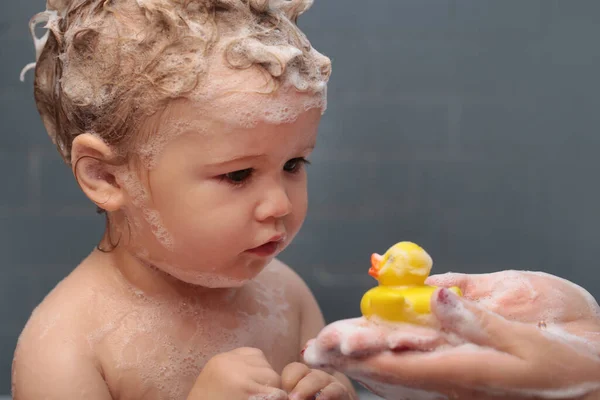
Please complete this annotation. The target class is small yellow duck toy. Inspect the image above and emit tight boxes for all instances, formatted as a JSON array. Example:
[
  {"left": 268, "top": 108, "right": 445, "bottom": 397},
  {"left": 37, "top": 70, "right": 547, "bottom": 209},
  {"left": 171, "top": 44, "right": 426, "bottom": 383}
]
[{"left": 360, "top": 241, "right": 462, "bottom": 325}]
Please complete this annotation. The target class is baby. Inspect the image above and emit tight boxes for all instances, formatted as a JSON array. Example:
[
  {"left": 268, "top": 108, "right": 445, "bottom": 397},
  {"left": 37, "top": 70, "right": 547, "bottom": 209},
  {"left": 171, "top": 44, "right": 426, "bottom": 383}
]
[{"left": 12, "top": 1, "right": 356, "bottom": 399}]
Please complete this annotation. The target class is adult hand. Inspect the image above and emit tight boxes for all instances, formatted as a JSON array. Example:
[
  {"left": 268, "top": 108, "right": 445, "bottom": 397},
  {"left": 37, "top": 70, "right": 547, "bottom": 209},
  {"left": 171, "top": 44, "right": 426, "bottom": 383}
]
[
  {"left": 426, "top": 271, "right": 600, "bottom": 350},
  {"left": 304, "top": 271, "right": 600, "bottom": 360},
  {"left": 304, "top": 288, "right": 600, "bottom": 400}
]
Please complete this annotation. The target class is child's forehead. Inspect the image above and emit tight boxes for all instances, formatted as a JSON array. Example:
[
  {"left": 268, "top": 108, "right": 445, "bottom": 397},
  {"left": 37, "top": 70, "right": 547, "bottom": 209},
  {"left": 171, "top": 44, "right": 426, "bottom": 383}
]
[
  {"left": 153, "top": 99, "right": 320, "bottom": 158},
  {"left": 160, "top": 75, "right": 325, "bottom": 130},
  {"left": 137, "top": 86, "right": 322, "bottom": 169},
  {"left": 163, "top": 96, "right": 321, "bottom": 139}
]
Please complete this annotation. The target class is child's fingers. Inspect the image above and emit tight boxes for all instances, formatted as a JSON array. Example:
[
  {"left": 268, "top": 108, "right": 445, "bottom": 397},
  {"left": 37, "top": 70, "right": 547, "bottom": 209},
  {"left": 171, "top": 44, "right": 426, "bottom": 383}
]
[
  {"left": 309, "top": 381, "right": 349, "bottom": 400},
  {"left": 234, "top": 347, "right": 279, "bottom": 372},
  {"left": 281, "top": 362, "right": 311, "bottom": 393},
  {"left": 250, "top": 366, "right": 283, "bottom": 390},
  {"left": 288, "top": 370, "right": 333, "bottom": 400}
]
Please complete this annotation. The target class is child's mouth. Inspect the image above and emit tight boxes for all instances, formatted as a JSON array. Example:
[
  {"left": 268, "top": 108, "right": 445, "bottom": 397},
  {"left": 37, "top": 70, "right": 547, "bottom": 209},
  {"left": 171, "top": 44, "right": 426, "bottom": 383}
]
[{"left": 246, "top": 241, "right": 281, "bottom": 257}]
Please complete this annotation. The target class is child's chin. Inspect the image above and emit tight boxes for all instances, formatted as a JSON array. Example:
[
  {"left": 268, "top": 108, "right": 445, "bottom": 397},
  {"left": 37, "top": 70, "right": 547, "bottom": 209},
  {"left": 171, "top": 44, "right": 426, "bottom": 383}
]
[
  {"left": 176, "top": 270, "right": 252, "bottom": 288},
  {"left": 158, "top": 258, "right": 270, "bottom": 288}
]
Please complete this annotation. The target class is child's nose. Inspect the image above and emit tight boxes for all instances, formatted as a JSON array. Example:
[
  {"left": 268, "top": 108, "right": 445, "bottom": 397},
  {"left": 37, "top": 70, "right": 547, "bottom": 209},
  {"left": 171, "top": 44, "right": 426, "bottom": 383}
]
[{"left": 255, "top": 184, "right": 293, "bottom": 221}]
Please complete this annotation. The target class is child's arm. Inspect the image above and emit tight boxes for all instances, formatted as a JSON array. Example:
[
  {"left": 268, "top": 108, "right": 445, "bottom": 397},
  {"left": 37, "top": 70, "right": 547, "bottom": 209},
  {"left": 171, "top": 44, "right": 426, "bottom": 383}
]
[
  {"left": 279, "top": 264, "right": 358, "bottom": 399},
  {"left": 12, "top": 332, "right": 113, "bottom": 400}
]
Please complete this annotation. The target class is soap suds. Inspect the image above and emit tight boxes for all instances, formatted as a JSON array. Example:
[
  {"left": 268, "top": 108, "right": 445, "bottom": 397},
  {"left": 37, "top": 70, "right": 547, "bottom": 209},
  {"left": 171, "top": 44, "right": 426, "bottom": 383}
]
[
  {"left": 118, "top": 168, "right": 174, "bottom": 251},
  {"left": 541, "top": 324, "right": 600, "bottom": 357},
  {"left": 524, "top": 271, "right": 600, "bottom": 319},
  {"left": 428, "top": 270, "right": 600, "bottom": 324},
  {"left": 24, "top": 0, "right": 331, "bottom": 168},
  {"left": 83, "top": 264, "right": 290, "bottom": 400}
]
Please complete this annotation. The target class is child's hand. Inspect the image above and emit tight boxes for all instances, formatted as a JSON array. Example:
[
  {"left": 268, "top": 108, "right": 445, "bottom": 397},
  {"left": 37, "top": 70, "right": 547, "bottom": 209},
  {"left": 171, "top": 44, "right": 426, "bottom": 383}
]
[
  {"left": 187, "top": 347, "right": 286, "bottom": 400},
  {"left": 282, "top": 362, "right": 353, "bottom": 400}
]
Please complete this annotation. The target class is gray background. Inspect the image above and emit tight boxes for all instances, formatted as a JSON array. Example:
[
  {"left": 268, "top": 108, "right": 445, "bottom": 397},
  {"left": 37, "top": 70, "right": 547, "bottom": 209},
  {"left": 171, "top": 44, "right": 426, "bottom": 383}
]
[{"left": 2, "top": 0, "right": 600, "bottom": 396}]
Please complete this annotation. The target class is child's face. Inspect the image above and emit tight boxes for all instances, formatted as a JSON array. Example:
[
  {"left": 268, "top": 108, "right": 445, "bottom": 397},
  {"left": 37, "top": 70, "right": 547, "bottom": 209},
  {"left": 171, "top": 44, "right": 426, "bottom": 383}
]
[{"left": 122, "top": 99, "right": 321, "bottom": 288}]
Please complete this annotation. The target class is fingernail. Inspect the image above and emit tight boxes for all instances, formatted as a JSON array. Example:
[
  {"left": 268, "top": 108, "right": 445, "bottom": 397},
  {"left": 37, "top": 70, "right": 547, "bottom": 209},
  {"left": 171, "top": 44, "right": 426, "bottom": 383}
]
[{"left": 437, "top": 288, "right": 455, "bottom": 305}]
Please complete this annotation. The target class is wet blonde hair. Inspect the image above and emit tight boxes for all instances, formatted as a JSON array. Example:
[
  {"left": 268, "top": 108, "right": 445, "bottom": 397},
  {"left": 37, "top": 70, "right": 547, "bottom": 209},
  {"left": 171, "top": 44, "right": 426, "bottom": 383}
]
[{"left": 25, "top": 0, "right": 331, "bottom": 164}]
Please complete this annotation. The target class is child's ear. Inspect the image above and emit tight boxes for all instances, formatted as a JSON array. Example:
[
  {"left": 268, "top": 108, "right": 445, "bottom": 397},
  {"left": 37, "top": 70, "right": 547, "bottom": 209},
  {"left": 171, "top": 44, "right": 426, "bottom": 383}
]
[{"left": 71, "top": 134, "right": 125, "bottom": 212}]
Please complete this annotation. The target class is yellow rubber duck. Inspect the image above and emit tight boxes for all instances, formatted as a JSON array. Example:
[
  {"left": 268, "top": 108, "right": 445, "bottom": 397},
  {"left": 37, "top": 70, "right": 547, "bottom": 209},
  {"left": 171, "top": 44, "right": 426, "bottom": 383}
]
[{"left": 360, "top": 241, "right": 462, "bottom": 325}]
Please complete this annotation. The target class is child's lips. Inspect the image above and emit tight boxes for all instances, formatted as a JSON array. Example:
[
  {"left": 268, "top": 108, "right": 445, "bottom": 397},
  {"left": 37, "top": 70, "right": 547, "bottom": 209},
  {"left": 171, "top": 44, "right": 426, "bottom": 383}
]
[{"left": 246, "top": 241, "right": 281, "bottom": 257}]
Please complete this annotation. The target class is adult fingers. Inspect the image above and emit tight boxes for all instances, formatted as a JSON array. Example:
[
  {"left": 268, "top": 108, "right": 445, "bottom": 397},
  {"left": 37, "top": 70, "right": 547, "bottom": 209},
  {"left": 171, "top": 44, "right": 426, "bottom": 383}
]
[{"left": 431, "top": 288, "right": 534, "bottom": 356}]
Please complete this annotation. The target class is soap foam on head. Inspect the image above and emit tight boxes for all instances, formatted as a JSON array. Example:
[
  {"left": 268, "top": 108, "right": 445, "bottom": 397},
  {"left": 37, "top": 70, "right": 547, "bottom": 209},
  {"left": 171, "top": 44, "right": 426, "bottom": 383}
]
[
  {"left": 25, "top": 0, "right": 331, "bottom": 266},
  {"left": 27, "top": 0, "right": 331, "bottom": 167}
]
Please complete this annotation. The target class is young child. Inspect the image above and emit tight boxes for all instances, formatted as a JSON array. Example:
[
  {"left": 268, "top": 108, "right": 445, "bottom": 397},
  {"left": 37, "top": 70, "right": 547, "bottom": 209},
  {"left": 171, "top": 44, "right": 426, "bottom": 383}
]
[{"left": 12, "top": 0, "right": 357, "bottom": 399}]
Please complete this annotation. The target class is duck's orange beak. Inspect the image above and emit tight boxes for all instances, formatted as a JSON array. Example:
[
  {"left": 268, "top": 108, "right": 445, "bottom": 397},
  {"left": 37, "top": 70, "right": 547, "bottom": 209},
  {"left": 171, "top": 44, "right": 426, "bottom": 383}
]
[{"left": 368, "top": 253, "right": 383, "bottom": 278}]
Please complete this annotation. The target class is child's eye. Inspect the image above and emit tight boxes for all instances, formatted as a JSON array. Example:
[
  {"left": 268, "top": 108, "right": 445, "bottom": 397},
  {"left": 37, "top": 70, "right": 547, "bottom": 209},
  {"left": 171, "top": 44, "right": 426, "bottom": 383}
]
[
  {"left": 220, "top": 168, "right": 254, "bottom": 186},
  {"left": 284, "top": 157, "right": 310, "bottom": 174}
]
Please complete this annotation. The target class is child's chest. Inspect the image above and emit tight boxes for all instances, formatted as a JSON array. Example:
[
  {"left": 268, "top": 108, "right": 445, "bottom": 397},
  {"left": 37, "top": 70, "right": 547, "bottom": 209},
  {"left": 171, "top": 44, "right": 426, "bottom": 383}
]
[{"left": 90, "top": 284, "right": 301, "bottom": 400}]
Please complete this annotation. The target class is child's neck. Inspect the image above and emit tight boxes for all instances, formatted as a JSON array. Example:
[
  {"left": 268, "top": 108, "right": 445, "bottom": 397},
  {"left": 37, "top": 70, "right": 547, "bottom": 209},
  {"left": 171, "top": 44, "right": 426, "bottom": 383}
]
[{"left": 92, "top": 242, "right": 240, "bottom": 303}]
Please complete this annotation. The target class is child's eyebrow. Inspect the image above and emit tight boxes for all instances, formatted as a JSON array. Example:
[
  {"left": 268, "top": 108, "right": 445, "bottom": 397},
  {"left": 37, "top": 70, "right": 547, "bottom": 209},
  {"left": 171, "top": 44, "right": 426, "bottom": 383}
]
[
  {"left": 205, "top": 154, "right": 264, "bottom": 168},
  {"left": 205, "top": 143, "right": 316, "bottom": 167}
]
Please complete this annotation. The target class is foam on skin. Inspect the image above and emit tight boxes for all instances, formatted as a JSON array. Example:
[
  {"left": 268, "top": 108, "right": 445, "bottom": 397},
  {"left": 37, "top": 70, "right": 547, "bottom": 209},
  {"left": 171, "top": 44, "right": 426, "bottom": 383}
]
[{"left": 82, "top": 262, "right": 291, "bottom": 400}]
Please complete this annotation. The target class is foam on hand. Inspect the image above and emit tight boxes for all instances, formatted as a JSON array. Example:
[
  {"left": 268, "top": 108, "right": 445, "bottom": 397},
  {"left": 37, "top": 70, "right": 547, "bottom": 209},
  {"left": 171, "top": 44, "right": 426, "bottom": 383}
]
[
  {"left": 303, "top": 335, "right": 449, "bottom": 400},
  {"left": 429, "top": 270, "right": 600, "bottom": 326},
  {"left": 525, "top": 271, "right": 600, "bottom": 320}
]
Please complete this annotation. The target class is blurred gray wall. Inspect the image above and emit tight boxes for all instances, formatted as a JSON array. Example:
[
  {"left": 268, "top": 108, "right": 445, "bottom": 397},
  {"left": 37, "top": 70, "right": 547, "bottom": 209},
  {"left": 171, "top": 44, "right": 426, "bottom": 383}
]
[{"left": 2, "top": 0, "right": 600, "bottom": 394}]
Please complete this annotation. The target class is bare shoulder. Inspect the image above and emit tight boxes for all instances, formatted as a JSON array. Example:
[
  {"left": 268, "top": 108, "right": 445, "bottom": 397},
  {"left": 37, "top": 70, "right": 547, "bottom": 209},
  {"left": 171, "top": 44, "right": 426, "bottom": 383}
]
[
  {"left": 13, "top": 325, "right": 111, "bottom": 400},
  {"left": 19, "top": 262, "right": 105, "bottom": 341},
  {"left": 261, "top": 258, "right": 324, "bottom": 326},
  {"left": 263, "top": 258, "right": 313, "bottom": 295},
  {"left": 258, "top": 258, "right": 317, "bottom": 309},
  {"left": 12, "top": 267, "right": 112, "bottom": 399}
]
